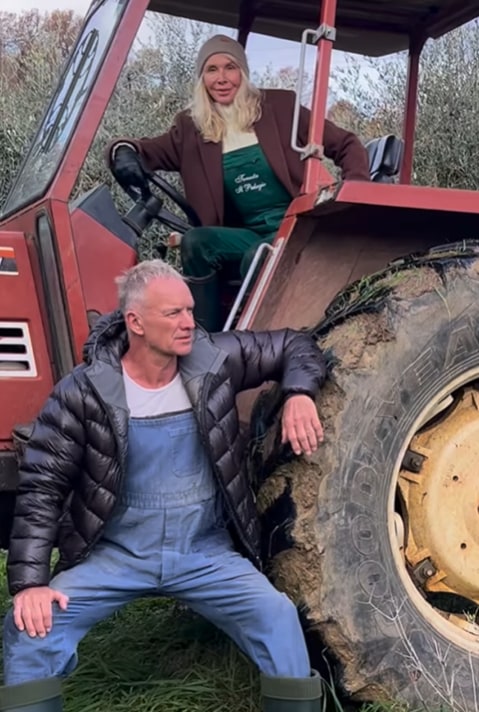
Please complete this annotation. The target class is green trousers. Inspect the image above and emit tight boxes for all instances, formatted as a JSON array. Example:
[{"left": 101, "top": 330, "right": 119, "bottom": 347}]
[
  {"left": 180, "top": 226, "right": 274, "bottom": 279},
  {"left": 180, "top": 226, "right": 275, "bottom": 332}
]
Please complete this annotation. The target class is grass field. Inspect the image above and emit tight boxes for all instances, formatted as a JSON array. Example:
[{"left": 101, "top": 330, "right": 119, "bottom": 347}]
[
  {"left": 0, "top": 553, "right": 403, "bottom": 712},
  {"left": 0, "top": 554, "right": 261, "bottom": 711},
  {"left": 1, "top": 597, "right": 261, "bottom": 712}
]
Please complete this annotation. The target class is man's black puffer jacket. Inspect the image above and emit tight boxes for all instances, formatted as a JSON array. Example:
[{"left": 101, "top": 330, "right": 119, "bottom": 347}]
[{"left": 7, "top": 312, "right": 325, "bottom": 595}]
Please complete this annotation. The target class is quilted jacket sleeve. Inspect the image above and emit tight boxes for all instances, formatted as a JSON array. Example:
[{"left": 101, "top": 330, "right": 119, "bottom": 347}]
[
  {"left": 213, "top": 329, "right": 326, "bottom": 397},
  {"left": 7, "top": 370, "right": 86, "bottom": 595}
]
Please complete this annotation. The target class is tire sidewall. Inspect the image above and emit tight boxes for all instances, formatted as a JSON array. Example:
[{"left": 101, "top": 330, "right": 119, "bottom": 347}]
[{"left": 316, "top": 281, "right": 479, "bottom": 705}]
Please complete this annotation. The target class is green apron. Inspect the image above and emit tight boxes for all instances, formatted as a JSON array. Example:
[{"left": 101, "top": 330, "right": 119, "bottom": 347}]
[
  {"left": 182, "top": 144, "right": 292, "bottom": 280},
  {"left": 222, "top": 143, "right": 292, "bottom": 236},
  {"left": 181, "top": 144, "right": 293, "bottom": 331}
]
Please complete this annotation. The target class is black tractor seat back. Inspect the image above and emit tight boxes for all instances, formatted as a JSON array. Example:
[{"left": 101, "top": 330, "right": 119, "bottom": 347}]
[{"left": 366, "top": 134, "right": 404, "bottom": 183}]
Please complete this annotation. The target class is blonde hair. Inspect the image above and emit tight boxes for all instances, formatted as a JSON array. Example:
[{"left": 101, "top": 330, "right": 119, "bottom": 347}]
[{"left": 189, "top": 61, "right": 262, "bottom": 143}]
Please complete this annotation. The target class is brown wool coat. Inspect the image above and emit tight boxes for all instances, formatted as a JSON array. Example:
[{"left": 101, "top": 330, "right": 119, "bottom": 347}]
[{"left": 107, "top": 89, "right": 370, "bottom": 227}]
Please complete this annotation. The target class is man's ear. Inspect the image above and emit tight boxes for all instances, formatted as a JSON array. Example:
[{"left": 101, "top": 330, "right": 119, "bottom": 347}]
[{"left": 125, "top": 309, "right": 144, "bottom": 336}]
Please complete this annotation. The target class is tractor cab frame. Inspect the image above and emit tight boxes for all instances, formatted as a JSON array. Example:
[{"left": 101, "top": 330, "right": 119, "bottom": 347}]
[
  {"left": 0, "top": 0, "right": 479, "bottom": 543},
  {"left": 3, "top": 2, "right": 479, "bottom": 705}
]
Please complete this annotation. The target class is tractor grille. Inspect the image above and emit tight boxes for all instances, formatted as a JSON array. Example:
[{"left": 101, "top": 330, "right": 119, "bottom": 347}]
[{"left": 0, "top": 322, "right": 37, "bottom": 377}]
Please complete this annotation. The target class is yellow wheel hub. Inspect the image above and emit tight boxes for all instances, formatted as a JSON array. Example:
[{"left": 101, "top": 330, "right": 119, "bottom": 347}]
[{"left": 398, "top": 389, "right": 479, "bottom": 602}]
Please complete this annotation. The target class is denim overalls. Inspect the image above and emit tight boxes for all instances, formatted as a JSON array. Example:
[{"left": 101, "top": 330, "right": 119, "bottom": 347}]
[{"left": 4, "top": 409, "right": 310, "bottom": 684}]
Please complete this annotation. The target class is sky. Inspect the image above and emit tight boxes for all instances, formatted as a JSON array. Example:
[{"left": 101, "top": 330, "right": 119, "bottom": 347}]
[{"left": 10, "top": 0, "right": 353, "bottom": 85}]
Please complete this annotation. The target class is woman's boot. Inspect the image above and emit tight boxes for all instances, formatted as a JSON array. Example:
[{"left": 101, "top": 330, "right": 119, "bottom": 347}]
[{"left": 186, "top": 271, "right": 222, "bottom": 332}]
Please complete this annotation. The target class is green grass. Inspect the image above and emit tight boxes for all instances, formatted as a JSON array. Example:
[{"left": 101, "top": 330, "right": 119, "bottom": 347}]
[
  {"left": 0, "top": 553, "right": 404, "bottom": 712},
  {"left": 65, "top": 599, "right": 260, "bottom": 712},
  {"left": 0, "top": 553, "right": 260, "bottom": 711}
]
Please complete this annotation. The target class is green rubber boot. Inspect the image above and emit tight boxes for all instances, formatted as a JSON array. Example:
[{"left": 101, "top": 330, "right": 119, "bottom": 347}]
[
  {"left": 260, "top": 669, "right": 324, "bottom": 711},
  {"left": 0, "top": 678, "right": 62, "bottom": 712}
]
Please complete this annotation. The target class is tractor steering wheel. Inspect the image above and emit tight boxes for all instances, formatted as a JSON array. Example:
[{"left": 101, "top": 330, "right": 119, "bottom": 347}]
[{"left": 120, "top": 171, "right": 202, "bottom": 234}]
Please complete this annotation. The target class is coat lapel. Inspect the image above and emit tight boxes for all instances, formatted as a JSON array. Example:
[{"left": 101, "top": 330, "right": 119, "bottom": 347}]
[
  {"left": 195, "top": 97, "right": 295, "bottom": 224},
  {"left": 255, "top": 102, "right": 296, "bottom": 196},
  {"left": 197, "top": 136, "right": 224, "bottom": 224}
]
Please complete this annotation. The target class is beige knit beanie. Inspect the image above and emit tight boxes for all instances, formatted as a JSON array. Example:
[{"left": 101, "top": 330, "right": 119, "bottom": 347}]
[{"left": 196, "top": 35, "right": 249, "bottom": 78}]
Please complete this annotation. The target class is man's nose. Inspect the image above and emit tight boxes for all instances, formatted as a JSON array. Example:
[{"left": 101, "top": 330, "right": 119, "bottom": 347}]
[{"left": 181, "top": 311, "right": 195, "bottom": 328}]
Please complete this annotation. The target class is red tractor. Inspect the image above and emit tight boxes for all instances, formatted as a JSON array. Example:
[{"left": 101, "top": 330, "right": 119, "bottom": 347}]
[{"left": 1, "top": 0, "right": 479, "bottom": 707}]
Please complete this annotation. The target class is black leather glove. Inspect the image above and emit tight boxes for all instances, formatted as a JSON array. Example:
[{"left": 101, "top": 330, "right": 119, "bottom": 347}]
[{"left": 110, "top": 144, "right": 150, "bottom": 199}]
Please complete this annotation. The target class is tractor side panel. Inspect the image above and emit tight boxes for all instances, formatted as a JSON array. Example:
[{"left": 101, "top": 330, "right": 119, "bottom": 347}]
[{"left": 0, "top": 232, "right": 53, "bottom": 446}]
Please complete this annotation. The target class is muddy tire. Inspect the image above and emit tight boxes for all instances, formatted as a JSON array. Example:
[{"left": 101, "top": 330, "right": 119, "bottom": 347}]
[{"left": 252, "top": 243, "right": 479, "bottom": 709}]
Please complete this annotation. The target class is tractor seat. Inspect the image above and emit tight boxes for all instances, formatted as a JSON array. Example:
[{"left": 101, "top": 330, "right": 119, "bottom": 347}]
[{"left": 366, "top": 135, "right": 403, "bottom": 183}]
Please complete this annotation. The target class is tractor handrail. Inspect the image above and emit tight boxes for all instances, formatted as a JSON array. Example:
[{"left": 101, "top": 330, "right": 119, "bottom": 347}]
[
  {"left": 291, "top": 28, "right": 316, "bottom": 156},
  {"left": 223, "top": 238, "right": 285, "bottom": 331}
]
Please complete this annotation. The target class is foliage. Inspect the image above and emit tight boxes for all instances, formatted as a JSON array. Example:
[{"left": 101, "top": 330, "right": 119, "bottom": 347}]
[
  {"left": 0, "top": 10, "right": 313, "bottom": 257},
  {"left": 2, "top": 10, "right": 479, "bottom": 216},
  {"left": 251, "top": 64, "right": 312, "bottom": 105},
  {"left": 76, "top": 14, "right": 215, "bottom": 256},
  {"left": 0, "top": 10, "right": 82, "bottom": 207},
  {"left": 329, "top": 21, "right": 479, "bottom": 189}
]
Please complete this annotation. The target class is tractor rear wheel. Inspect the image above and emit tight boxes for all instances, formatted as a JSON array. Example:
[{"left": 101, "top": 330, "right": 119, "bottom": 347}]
[{"left": 252, "top": 242, "right": 479, "bottom": 709}]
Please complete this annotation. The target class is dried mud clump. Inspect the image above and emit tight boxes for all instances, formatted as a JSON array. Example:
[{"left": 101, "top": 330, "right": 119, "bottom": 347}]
[
  {"left": 263, "top": 460, "right": 324, "bottom": 605},
  {"left": 377, "top": 266, "right": 441, "bottom": 301},
  {"left": 321, "top": 311, "right": 393, "bottom": 369}
]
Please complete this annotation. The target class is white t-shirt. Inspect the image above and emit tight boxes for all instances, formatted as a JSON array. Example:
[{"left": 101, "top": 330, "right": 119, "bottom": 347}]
[{"left": 123, "top": 370, "right": 192, "bottom": 417}]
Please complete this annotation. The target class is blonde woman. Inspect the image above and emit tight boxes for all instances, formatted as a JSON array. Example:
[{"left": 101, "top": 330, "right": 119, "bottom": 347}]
[{"left": 108, "top": 35, "right": 370, "bottom": 331}]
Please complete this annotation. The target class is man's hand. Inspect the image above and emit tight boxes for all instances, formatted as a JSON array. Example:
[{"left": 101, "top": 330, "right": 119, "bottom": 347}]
[
  {"left": 281, "top": 394, "right": 324, "bottom": 456},
  {"left": 13, "top": 586, "right": 69, "bottom": 638}
]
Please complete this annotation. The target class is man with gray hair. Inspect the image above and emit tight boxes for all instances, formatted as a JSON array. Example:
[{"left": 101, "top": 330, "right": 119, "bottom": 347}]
[{"left": 2, "top": 260, "right": 326, "bottom": 712}]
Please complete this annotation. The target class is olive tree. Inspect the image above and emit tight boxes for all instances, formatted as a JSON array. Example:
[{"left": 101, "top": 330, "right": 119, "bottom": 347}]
[
  {"left": 0, "top": 10, "right": 81, "bottom": 206},
  {"left": 329, "top": 20, "right": 479, "bottom": 189}
]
